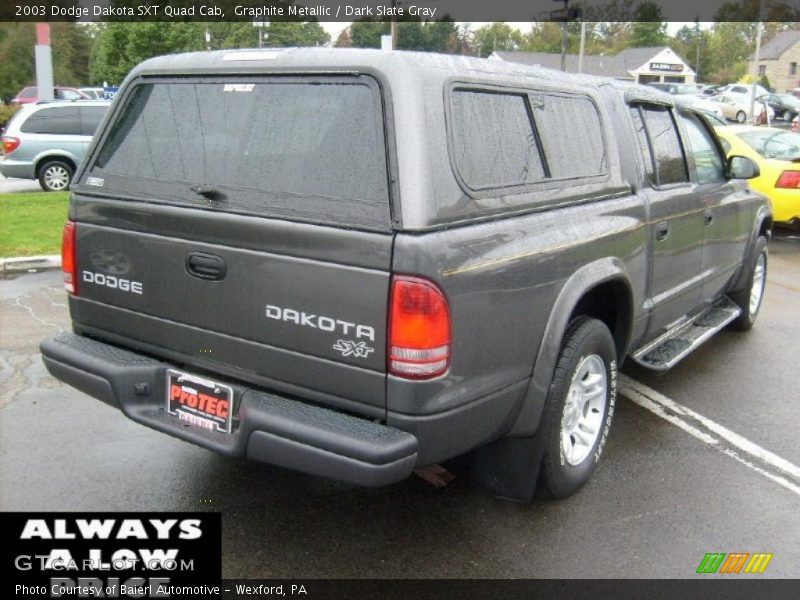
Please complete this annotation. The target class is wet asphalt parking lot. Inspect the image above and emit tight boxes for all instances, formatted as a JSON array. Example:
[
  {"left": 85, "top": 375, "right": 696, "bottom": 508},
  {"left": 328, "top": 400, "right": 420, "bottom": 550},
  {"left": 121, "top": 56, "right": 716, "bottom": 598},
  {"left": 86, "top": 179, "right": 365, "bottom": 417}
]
[{"left": 1, "top": 231, "right": 798, "bottom": 578}]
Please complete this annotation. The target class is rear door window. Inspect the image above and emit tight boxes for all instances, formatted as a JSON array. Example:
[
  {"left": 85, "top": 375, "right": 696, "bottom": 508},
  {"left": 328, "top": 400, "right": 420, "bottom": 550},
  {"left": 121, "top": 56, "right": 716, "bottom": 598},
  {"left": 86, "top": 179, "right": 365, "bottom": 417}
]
[
  {"left": 20, "top": 107, "right": 82, "bottom": 135},
  {"left": 631, "top": 104, "right": 688, "bottom": 186},
  {"left": 84, "top": 77, "right": 391, "bottom": 230}
]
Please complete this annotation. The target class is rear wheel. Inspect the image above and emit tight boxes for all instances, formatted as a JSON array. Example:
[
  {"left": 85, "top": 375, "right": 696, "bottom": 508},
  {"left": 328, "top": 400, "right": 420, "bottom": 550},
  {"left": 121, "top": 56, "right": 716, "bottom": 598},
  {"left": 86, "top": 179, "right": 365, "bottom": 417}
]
[
  {"left": 730, "top": 236, "right": 768, "bottom": 331},
  {"left": 736, "top": 110, "right": 747, "bottom": 123},
  {"left": 538, "top": 317, "right": 617, "bottom": 498},
  {"left": 38, "top": 160, "right": 73, "bottom": 192}
]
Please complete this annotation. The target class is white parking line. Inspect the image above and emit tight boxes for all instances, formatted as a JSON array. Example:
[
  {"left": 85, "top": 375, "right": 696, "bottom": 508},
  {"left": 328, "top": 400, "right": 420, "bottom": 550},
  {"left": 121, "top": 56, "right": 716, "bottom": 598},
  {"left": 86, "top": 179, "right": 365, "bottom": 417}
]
[{"left": 619, "top": 374, "right": 800, "bottom": 498}]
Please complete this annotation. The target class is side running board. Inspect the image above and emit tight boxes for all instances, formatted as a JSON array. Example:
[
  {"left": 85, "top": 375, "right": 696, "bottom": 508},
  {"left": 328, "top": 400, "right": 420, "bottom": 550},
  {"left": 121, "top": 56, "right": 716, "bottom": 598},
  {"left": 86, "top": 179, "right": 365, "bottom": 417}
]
[{"left": 631, "top": 297, "right": 741, "bottom": 371}]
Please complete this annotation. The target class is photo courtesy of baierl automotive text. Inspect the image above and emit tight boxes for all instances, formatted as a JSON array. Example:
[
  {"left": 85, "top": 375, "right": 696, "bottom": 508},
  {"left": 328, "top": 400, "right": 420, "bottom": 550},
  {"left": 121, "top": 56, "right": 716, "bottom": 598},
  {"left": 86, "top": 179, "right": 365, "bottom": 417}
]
[{"left": 1, "top": 0, "right": 799, "bottom": 593}]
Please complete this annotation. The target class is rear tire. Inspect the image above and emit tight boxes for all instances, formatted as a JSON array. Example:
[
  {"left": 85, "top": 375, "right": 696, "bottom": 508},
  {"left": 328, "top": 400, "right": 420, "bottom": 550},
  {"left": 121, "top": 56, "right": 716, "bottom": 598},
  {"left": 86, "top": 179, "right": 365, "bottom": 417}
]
[
  {"left": 736, "top": 110, "right": 747, "bottom": 123},
  {"left": 38, "top": 160, "right": 73, "bottom": 192},
  {"left": 730, "top": 236, "right": 768, "bottom": 331},
  {"left": 538, "top": 317, "right": 617, "bottom": 498}
]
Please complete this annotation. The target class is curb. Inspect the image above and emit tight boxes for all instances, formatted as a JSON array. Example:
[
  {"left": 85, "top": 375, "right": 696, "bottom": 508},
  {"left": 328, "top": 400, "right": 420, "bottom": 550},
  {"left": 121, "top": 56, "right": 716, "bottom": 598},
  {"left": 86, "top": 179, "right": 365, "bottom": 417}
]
[{"left": 0, "top": 255, "right": 61, "bottom": 277}]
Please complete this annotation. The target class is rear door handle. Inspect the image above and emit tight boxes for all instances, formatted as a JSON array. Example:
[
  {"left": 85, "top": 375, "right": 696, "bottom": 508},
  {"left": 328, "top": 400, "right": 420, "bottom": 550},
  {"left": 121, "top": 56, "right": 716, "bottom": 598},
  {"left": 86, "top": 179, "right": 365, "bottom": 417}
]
[
  {"left": 704, "top": 210, "right": 714, "bottom": 226},
  {"left": 656, "top": 221, "right": 669, "bottom": 241},
  {"left": 186, "top": 252, "right": 227, "bottom": 281}
]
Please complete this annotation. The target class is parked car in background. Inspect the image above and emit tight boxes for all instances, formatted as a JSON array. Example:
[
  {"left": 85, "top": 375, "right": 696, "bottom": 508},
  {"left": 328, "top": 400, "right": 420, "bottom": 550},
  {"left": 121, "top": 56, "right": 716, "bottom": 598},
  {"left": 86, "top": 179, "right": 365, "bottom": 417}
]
[
  {"left": 697, "top": 109, "right": 730, "bottom": 128},
  {"left": 757, "top": 93, "right": 800, "bottom": 121},
  {"left": 718, "top": 83, "right": 770, "bottom": 100},
  {"left": 647, "top": 82, "right": 703, "bottom": 96},
  {"left": 710, "top": 94, "right": 773, "bottom": 123},
  {"left": 79, "top": 87, "right": 106, "bottom": 100},
  {"left": 648, "top": 83, "right": 724, "bottom": 117},
  {"left": 675, "top": 94, "right": 725, "bottom": 118},
  {"left": 10, "top": 86, "right": 91, "bottom": 105},
  {"left": 715, "top": 126, "right": 800, "bottom": 226},
  {"left": 0, "top": 100, "right": 109, "bottom": 191},
  {"left": 702, "top": 84, "right": 723, "bottom": 96}
]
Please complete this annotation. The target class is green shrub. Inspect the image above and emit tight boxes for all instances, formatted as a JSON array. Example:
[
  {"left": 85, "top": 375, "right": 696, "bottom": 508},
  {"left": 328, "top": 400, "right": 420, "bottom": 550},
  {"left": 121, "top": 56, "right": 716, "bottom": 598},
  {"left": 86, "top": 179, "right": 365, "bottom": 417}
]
[{"left": 0, "top": 103, "right": 20, "bottom": 130}]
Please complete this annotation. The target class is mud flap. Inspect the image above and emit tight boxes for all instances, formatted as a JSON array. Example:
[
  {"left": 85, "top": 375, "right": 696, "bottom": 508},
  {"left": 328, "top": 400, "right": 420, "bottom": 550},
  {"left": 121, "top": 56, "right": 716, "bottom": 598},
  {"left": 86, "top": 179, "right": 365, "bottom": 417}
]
[{"left": 452, "top": 435, "right": 545, "bottom": 502}]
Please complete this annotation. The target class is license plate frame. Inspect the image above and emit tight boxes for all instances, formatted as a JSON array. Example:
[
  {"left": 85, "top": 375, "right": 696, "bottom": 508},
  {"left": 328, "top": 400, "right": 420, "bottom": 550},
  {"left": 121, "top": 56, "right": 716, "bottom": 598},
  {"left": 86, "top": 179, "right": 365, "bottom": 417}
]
[{"left": 166, "top": 370, "right": 233, "bottom": 434}]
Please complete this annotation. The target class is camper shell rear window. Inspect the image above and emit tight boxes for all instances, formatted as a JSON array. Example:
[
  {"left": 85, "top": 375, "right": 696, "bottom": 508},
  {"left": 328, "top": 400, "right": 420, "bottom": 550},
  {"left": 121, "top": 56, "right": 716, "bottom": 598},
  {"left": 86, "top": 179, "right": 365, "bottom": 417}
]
[{"left": 80, "top": 75, "right": 391, "bottom": 231}]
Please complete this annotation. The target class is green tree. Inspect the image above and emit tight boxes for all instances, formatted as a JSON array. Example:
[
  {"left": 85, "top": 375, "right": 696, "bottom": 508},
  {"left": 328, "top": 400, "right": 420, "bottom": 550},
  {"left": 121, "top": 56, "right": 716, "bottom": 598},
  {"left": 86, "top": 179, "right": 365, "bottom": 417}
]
[
  {"left": 423, "top": 19, "right": 461, "bottom": 54},
  {"left": 89, "top": 21, "right": 329, "bottom": 86},
  {"left": 629, "top": 2, "right": 667, "bottom": 47},
  {"left": 703, "top": 22, "right": 757, "bottom": 84},
  {"left": 472, "top": 22, "right": 524, "bottom": 57},
  {"left": 0, "top": 23, "right": 34, "bottom": 101},
  {"left": 592, "top": 22, "right": 632, "bottom": 54},
  {"left": 715, "top": 0, "right": 799, "bottom": 21},
  {"left": 347, "top": 18, "right": 460, "bottom": 53},
  {"left": 520, "top": 22, "right": 565, "bottom": 54},
  {"left": 0, "top": 22, "right": 94, "bottom": 101},
  {"left": 263, "top": 22, "right": 329, "bottom": 47},
  {"left": 349, "top": 20, "right": 390, "bottom": 48},
  {"left": 334, "top": 28, "right": 352, "bottom": 48},
  {"left": 89, "top": 23, "right": 204, "bottom": 85},
  {"left": 670, "top": 23, "right": 712, "bottom": 81}
]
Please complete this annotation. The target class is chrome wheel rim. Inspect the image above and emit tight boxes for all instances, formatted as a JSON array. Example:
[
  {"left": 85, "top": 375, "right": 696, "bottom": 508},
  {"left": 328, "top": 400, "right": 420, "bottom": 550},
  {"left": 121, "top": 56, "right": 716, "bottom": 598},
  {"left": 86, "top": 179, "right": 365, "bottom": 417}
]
[
  {"left": 560, "top": 354, "right": 607, "bottom": 466},
  {"left": 749, "top": 252, "right": 766, "bottom": 315},
  {"left": 44, "top": 165, "right": 69, "bottom": 190},
  {"left": 737, "top": 111, "right": 746, "bottom": 123}
]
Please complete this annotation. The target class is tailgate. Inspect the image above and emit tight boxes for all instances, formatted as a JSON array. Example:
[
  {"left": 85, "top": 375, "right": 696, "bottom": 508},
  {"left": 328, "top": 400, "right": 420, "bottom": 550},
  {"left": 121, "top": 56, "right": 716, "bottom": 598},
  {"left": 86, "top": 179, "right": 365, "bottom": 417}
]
[
  {"left": 69, "top": 200, "right": 392, "bottom": 409},
  {"left": 66, "top": 73, "right": 395, "bottom": 410}
]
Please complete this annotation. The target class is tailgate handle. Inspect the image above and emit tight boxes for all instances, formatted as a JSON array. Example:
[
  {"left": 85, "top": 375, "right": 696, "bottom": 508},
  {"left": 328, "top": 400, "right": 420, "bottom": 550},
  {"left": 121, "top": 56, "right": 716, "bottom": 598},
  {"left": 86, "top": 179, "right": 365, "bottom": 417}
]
[{"left": 186, "top": 252, "right": 227, "bottom": 281}]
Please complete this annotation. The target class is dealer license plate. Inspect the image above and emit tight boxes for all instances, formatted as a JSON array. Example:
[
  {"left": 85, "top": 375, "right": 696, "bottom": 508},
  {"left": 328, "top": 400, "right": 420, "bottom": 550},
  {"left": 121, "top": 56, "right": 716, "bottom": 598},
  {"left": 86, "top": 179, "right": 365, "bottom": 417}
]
[{"left": 166, "top": 370, "right": 233, "bottom": 434}]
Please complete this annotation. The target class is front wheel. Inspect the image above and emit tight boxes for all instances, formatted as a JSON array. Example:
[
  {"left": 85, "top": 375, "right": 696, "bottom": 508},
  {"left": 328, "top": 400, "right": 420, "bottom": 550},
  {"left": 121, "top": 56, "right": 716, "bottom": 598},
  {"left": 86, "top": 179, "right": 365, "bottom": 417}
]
[
  {"left": 736, "top": 110, "right": 747, "bottom": 123},
  {"left": 730, "top": 236, "right": 768, "bottom": 331},
  {"left": 538, "top": 317, "right": 617, "bottom": 498}
]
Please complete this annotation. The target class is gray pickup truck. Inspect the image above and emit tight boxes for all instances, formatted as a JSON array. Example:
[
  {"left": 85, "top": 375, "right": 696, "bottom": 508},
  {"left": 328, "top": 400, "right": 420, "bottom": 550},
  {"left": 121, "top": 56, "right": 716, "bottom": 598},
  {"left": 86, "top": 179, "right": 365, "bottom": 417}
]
[{"left": 41, "top": 49, "right": 771, "bottom": 501}]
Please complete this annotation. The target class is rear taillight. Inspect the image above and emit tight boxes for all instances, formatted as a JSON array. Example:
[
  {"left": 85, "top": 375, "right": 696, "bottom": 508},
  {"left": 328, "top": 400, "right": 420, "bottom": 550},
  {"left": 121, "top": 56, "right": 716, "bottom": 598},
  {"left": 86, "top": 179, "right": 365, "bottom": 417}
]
[
  {"left": 62, "top": 221, "right": 77, "bottom": 294},
  {"left": 388, "top": 276, "right": 450, "bottom": 379},
  {"left": 1, "top": 137, "right": 20, "bottom": 154},
  {"left": 775, "top": 170, "right": 800, "bottom": 189}
]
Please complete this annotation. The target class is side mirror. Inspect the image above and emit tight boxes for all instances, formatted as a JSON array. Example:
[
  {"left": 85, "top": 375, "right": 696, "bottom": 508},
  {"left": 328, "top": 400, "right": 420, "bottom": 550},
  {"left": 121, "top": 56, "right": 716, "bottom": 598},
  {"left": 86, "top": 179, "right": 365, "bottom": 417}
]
[{"left": 727, "top": 155, "right": 760, "bottom": 179}]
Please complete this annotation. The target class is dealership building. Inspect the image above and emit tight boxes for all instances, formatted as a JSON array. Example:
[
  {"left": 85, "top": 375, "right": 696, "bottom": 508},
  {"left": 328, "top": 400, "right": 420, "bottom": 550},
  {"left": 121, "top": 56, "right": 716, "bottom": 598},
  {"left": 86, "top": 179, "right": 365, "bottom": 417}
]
[{"left": 490, "top": 46, "right": 696, "bottom": 84}]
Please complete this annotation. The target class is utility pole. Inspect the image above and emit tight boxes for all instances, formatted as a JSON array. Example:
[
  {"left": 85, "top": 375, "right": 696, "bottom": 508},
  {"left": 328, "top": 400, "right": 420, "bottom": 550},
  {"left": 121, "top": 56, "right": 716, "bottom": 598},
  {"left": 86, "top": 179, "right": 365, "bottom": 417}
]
[
  {"left": 34, "top": 23, "right": 54, "bottom": 101},
  {"left": 578, "top": 21, "right": 586, "bottom": 74},
  {"left": 750, "top": 27, "right": 764, "bottom": 122},
  {"left": 749, "top": 0, "right": 765, "bottom": 123},
  {"left": 560, "top": 0, "right": 569, "bottom": 72},
  {"left": 253, "top": 19, "right": 269, "bottom": 49},
  {"left": 391, "top": 0, "right": 398, "bottom": 50},
  {"left": 694, "top": 20, "right": 701, "bottom": 81}
]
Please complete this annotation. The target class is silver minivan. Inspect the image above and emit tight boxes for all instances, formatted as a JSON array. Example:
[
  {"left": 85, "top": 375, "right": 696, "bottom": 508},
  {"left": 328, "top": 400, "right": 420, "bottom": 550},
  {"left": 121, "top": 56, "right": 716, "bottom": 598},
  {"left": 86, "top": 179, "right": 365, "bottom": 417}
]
[{"left": 0, "top": 100, "right": 109, "bottom": 191}]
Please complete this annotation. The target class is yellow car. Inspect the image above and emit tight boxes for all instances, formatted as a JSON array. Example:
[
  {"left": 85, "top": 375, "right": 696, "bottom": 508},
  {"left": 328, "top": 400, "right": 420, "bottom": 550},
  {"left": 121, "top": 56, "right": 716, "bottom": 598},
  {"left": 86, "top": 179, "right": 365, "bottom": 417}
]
[{"left": 715, "top": 125, "right": 800, "bottom": 225}]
